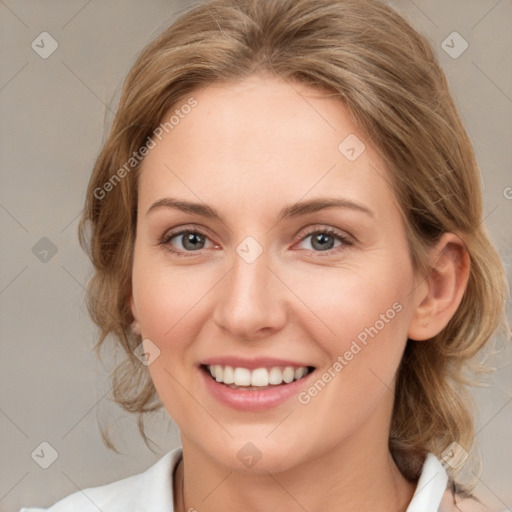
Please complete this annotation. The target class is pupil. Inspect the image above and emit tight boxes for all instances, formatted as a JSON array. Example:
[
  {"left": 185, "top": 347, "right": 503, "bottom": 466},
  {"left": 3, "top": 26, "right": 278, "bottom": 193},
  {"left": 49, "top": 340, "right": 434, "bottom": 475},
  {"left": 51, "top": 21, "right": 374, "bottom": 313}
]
[
  {"left": 183, "top": 233, "right": 204, "bottom": 250},
  {"left": 313, "top": 233, "right": 334, "bottom": 251}
]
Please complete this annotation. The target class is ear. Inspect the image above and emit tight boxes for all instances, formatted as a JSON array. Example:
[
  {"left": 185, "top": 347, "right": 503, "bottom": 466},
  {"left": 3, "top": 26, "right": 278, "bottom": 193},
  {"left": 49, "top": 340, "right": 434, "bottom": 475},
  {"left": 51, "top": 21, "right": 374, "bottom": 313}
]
[
  {"left": 130, "top": 294, "right": 141, "bottom": 336},
  {"left": 408, "top": 233, "right": 470, "bottom": 341}
]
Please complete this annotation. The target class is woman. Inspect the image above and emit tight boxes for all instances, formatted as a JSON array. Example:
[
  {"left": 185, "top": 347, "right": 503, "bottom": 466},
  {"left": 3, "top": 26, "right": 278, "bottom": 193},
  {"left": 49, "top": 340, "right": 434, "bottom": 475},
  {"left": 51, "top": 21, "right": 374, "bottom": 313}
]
[{"left": 20, "top": 0, "right": 509, "bottom": 510}]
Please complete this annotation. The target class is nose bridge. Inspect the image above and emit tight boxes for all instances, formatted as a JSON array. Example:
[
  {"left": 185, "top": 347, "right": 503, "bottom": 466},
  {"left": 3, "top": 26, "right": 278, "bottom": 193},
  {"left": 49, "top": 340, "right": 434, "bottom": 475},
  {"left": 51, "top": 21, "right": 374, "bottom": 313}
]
[{"left": 213, "top": 237, "right": 286, "bottom": 337}]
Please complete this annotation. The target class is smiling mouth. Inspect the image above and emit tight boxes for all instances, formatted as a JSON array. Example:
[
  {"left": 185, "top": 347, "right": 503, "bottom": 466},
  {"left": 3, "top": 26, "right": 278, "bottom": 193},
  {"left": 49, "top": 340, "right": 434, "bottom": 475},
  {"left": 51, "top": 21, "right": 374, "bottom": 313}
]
[{"left": 200, "top": 364, "right": 315, "bottom": 390}]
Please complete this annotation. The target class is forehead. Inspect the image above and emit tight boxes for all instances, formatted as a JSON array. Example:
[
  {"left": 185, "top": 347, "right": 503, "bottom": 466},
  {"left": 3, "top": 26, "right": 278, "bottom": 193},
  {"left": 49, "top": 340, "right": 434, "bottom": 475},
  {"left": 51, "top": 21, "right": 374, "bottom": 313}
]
[{"left": 137, "top": 74, "right": 398, "bottom": 224}]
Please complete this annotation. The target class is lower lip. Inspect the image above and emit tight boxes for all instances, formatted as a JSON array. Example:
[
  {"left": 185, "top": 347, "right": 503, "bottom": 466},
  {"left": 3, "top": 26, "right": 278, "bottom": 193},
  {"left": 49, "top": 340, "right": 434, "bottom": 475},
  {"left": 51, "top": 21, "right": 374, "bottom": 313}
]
[{"left": 199, "top": 366, "right": 315, "bottom": 412}]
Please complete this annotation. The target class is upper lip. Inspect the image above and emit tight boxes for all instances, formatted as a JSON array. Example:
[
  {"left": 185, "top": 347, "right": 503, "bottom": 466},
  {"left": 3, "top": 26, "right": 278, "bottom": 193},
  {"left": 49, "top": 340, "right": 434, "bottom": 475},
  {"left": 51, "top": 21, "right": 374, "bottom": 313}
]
[{"left": 200, "top": 356, "right": 314, "bottom": 370}]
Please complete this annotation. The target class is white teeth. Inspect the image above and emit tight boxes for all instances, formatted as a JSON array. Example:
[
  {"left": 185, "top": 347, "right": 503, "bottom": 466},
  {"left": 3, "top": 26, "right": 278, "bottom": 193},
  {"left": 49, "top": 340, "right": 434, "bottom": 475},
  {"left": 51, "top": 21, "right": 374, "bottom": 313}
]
[
  {"left": 250, "top": 368, "right": 269, "bottom": 386},
  {"left": 206, "top": 364, "right": 311, "bottom": 387},
  {"left": 222, "top": 365, "right": 235, "bottom": 384},
  {"left": 282, "top": 367, "right": 295, "bottom": 383},
  {"left": 268, "top": 367, "right": 283, "bottom": 385},
  {"left": 233, "top": 367, "right": 251, "bottom": 386},
  {"left": 295, "top": 367, "right": 307, "bottom": 380}
]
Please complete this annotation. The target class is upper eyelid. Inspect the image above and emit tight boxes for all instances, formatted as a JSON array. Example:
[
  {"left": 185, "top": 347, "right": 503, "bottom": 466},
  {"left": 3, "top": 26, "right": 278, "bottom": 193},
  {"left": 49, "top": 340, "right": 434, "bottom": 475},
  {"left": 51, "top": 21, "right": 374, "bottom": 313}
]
[
  {"left": 161, "top": 225, "right": 215, "bottom": 243},
  {"left": 299, "top": 225, "right": 351, "bottom": 239}
]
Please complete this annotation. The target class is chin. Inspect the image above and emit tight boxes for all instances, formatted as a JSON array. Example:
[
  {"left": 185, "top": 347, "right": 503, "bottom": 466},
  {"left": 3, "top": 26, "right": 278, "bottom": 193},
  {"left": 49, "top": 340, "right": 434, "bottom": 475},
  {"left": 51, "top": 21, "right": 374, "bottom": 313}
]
[{"left": 204, "top": 437, "right": 308, "bottom": 475}]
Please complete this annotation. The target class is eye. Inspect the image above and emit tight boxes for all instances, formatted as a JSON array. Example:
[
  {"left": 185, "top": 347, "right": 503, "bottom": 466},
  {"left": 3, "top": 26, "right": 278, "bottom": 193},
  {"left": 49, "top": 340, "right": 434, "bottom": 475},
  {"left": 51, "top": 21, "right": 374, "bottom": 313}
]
[
  {"left": 295, "top": 227, "right": 352, "bottom": 255},
  {"left": 160, "top": 228, "right": 215, "bottom": 256},
  {"left": 159, "top": 225, "right": 353, "bottom": 257}
]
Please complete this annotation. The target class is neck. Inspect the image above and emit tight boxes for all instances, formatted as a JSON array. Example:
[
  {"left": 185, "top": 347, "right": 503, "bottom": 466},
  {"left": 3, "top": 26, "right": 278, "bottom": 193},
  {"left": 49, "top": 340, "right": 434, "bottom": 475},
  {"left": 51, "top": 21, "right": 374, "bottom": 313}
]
[{"left": 173, "top": 433, "right": 416, "bottom": 512}]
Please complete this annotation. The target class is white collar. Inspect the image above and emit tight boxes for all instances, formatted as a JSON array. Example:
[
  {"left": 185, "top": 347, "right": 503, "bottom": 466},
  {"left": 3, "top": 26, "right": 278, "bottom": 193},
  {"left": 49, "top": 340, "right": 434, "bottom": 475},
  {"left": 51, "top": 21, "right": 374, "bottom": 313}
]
[
  {"left": 134, "top": 448, "right": 449, "bottom": 512},
  {"left": 34, "top": 448, "right": 181, "bottom": 511},
  {"left": 406, "top": 453, "right": 449, "bottom": 511},
  {"left": 30, "top": 448, "right": 450, "bottom": 511}
]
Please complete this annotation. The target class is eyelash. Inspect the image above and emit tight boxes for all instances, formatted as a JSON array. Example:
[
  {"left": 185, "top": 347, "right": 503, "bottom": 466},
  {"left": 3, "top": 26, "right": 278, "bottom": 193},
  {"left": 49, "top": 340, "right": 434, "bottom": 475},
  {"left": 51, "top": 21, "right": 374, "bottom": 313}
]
[{"left": 159, "top": 225, "right": 353, "bottom": 258}]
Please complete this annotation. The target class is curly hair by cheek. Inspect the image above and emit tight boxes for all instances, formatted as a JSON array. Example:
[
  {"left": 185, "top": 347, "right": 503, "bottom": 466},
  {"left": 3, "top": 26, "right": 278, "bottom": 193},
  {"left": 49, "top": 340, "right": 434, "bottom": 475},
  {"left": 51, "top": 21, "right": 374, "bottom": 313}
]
[{"left": 78, "top": 0, "right": 509, "bottom": 485}]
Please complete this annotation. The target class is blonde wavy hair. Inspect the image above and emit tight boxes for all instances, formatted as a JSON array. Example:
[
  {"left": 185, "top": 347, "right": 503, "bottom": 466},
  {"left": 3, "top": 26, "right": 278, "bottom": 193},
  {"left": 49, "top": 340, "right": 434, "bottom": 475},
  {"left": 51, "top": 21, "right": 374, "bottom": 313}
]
[{"left": 78, "top": 0, "right": 509, "bottom": 487}]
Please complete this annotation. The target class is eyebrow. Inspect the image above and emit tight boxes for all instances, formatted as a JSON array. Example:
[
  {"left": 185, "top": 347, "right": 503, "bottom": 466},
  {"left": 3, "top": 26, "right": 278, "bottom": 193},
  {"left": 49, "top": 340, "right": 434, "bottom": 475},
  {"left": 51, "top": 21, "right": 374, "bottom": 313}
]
[{"left": 145, "top": 197, "right": 374, "bottom": 221}]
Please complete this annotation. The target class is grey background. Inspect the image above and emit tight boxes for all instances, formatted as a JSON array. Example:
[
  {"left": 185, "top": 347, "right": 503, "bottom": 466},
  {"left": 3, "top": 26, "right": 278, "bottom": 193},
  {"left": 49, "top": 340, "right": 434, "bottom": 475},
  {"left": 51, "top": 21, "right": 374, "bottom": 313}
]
[{"left": 1, "top": 1, "right": 511, "bottom": 511}]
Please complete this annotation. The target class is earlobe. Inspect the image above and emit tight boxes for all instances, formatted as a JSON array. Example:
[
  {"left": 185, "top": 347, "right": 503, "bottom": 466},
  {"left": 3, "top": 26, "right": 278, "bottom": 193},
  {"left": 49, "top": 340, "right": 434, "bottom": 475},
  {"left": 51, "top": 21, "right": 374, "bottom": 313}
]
[
  {"left": 407, "top": 233, "right": 470, "bottom": 341},
  {"left": 131, "top": 320, "right": 141, "bottom": 336},
  {"left": 130, "top": 295, "right": 141, "bottom": 336}
]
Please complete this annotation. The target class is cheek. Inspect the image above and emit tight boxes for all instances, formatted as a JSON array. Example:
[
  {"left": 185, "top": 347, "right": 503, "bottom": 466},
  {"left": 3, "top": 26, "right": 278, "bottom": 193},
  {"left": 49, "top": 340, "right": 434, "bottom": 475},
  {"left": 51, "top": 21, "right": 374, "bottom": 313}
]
[
  {"left": 131, "top": 251, "right": 213, "bottom": 341},
  {"left": 131, "top": 260, "right": 209, "bottom": 420},
  {"left": 281, "top": 257, "right": 414, "bottom": 354},
  {"left": 288, "top": 261, "right": 414, "bottom": 431}
]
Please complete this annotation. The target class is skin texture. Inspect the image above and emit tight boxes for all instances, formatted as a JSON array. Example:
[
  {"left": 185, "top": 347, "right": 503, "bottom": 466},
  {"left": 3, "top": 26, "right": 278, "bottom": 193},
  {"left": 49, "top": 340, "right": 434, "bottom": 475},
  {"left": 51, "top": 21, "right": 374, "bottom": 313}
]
[{"left": 130, "top": 73, "right": 470, "bottom": 512}]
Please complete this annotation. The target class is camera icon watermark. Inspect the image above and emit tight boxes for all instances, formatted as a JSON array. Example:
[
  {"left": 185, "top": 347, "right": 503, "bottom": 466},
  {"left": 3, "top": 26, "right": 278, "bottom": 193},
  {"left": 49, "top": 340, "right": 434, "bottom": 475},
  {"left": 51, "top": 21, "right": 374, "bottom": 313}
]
[
  {"left": 236, "top": 236, "right": 263, "bottom": 264},
  {"left": 440, "top": 441, "right": 468, "bottom": 470},
  {"left": 31, "top": 441, "right": 59, "bottom": 469},
  {"left": 134, "top": 338, "right": 161, "bottom": 366},
  {"left": 31, "top": 32, "right": 59, "bottom": 59},
  {"left": 338, "top": 134, "right": 366, "bottom": 162},
  {"left": 441, "top": 32, "right": 468, "bottom": 59},
  {"left": 32, "top": 237, "right": 58, "bottom": 263},
  {"left": 503, "top": 187, "right": 512, "bottom": 200},
  {"left": 237, "top": 442, "right": 262, "bottom": 468}
]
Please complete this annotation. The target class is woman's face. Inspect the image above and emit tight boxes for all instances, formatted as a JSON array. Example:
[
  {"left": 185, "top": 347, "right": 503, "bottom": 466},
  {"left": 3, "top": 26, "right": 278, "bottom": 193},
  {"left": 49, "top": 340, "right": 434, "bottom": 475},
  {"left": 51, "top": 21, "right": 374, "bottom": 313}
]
[{"left": 131, "top": 73, "right": 424, "bottom": 472}]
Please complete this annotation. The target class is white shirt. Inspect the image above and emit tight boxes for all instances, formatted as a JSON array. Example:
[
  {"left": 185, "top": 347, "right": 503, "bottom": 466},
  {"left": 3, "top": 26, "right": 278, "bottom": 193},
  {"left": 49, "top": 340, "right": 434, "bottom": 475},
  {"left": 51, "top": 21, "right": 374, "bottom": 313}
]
[{"left": 18, "top": 448, "right": 472, "bottom": 512}]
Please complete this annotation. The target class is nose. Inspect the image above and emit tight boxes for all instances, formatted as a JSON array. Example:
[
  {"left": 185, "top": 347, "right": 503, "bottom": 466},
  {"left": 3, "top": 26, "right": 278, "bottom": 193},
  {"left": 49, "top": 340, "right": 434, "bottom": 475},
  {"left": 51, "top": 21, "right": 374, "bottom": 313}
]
[{"left": 212, "top": 244, "right": 288, "bottom": 340}]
